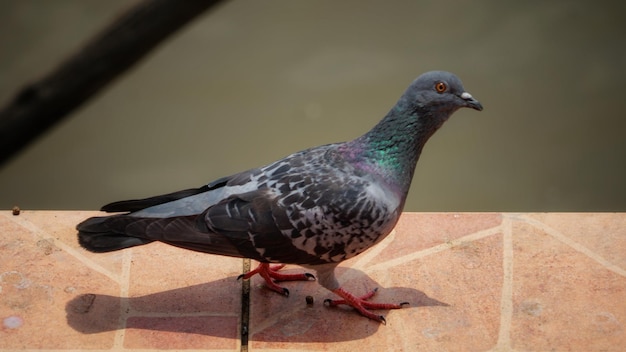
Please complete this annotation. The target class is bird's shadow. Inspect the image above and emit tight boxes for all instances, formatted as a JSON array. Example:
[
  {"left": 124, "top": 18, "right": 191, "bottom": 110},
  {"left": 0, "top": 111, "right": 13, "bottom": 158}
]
[{"left": 66, "top": 268, "right": 448, "bottom": 343}]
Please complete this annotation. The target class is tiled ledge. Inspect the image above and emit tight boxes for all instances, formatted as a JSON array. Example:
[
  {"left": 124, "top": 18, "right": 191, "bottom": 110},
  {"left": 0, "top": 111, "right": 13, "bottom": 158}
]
[{"left": 1, "top": 211, "right": 624, "bottom": 351}]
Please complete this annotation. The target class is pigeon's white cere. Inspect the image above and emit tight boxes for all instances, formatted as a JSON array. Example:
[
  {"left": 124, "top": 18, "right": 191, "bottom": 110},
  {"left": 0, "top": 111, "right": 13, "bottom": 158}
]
[{"left": 461, "top": 92, "right": 473, "bottom": 100}]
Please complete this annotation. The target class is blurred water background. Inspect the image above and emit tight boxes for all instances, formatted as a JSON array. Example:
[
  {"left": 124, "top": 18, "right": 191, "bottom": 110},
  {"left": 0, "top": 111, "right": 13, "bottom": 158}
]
[{"left": 1, "top": 0, "right": 625, "bottom": 211}]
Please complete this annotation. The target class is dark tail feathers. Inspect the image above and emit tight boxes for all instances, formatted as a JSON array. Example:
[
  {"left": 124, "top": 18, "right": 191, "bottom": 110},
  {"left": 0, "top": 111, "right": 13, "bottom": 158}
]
[{"left": 77, "top": 216, "right": 153, "bottom": 253}]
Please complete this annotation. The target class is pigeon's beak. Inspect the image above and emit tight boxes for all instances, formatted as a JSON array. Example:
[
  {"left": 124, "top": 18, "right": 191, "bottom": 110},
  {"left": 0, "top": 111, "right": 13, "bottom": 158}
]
[{"left": 460, "top": 92, "right": 483, "bottom": 111}]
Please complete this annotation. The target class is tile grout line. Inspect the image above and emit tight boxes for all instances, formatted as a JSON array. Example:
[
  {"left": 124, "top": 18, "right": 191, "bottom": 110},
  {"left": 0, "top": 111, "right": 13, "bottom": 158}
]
[
  {"left": 240, "top": 258, "right": 251, "bottom": 352},
  {"left": 493, "top": 215, "right": 514, "bottom": 351},
  {"left": 519, "top": 215, "right": 626, "bottom": 277},
  {"left": 112, "top": 249, "right": 132, "bottom": 350}
]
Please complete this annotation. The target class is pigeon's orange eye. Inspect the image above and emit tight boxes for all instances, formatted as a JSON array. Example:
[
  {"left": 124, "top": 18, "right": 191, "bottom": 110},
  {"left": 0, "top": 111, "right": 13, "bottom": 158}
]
[{"left": 435, "top": 82, "right": 447, "bottom": 93}]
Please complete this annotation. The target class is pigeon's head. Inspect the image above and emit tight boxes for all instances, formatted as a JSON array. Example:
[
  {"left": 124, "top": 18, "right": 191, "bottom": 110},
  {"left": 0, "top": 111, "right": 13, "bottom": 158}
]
[{"left": 407, "top": 71, "right": 483, "bottom": 118}]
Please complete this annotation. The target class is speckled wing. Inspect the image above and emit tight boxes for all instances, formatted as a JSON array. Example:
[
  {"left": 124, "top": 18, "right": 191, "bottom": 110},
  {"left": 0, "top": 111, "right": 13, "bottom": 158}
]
[{"left": 202, "top": 150, "right": 402, "bottom": 265}]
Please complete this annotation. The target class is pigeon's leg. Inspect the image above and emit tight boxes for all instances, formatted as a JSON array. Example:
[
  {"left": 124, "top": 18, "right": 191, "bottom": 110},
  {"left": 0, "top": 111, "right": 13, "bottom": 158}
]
[
  {"left": 324, "top": 287, "right": 409, "bottom": 324},
  {"left": 238, "top": 262, "right": 315, "bottom": 296}
]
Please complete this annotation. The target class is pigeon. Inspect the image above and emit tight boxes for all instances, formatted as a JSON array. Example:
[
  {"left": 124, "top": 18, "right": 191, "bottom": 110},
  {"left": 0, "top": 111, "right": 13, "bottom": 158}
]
[{"left": 77, "top": 70, "right": 482, "bottom": 323}]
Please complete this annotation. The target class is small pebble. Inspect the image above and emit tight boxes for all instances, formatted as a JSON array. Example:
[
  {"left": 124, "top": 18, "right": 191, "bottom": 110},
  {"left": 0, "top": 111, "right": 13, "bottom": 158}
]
[
  {"left": 12, "top": 206, "right": 20, "bottom": 216},
  {"left": 305, "top": 295, "right": 314, "bottom": 305}
]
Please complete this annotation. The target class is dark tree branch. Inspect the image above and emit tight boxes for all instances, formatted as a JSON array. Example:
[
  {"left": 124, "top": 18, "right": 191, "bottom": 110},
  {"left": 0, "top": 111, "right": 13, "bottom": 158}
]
[{"left": 0, "top": 0, "right": 226, "bottom": 166}]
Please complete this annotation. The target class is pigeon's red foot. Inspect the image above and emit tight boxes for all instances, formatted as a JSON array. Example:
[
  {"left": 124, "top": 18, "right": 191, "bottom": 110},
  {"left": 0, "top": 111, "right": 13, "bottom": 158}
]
[
  {"left": 238, "top": 262, "right": 315, "bottom": 296},
  {"left": 324, "top": 287, "right": 409, "bottom": 324}
]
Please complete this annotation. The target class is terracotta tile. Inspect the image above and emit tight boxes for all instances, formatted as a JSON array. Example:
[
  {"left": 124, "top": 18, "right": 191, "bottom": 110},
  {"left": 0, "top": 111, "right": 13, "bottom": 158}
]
[
  {"left": 511, "top": 220, "right": 626, "bottom": 351},
  {"left": 1, "top": 212, "right": 120, "bottom": 349},
  {"left": 128, "top": 242, "right": 242, "bottom": 314}
]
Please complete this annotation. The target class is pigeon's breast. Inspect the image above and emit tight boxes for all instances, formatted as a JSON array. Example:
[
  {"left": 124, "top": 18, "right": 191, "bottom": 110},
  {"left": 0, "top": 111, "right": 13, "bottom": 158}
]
[{"left": 274, "top": 169, "right": 402, "bottom": 263}]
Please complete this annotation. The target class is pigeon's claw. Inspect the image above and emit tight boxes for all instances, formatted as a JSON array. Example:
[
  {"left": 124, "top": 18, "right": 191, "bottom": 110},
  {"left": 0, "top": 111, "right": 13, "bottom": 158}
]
[
  {"left": 239, "top": 262, "right": 315, "bottom": 295},
  {"left": 325, "top": 287, "right": 408, "bottom": 323}
]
